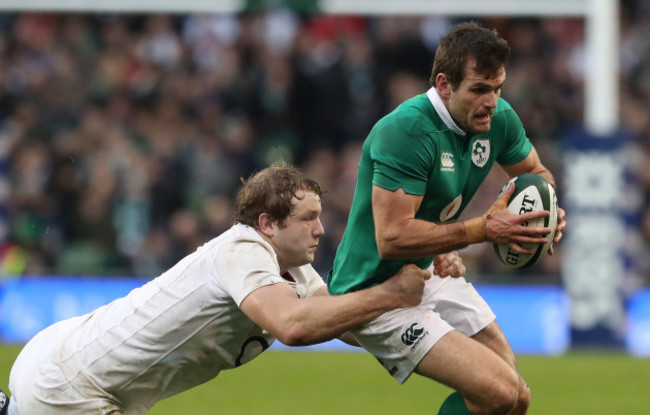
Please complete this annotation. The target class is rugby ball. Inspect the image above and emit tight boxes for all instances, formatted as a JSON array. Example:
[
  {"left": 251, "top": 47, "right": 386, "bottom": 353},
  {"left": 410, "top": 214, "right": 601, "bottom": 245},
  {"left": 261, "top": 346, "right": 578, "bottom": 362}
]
[{"left": 493, "top": 173, "right": 558, "bottom": 269}]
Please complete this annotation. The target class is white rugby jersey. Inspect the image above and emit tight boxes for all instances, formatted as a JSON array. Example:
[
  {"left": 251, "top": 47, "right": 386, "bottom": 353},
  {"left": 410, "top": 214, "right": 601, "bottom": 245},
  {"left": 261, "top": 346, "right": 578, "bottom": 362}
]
[{"left": 49, "top": 224, "right": 325, "bottom": 414}]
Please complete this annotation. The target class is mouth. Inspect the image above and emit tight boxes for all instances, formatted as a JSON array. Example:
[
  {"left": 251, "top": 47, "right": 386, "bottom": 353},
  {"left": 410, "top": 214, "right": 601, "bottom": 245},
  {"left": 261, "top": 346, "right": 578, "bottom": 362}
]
[
  {"left": 473, "top": 112, "right": 492, "bottom": 129},
  {"left": 475, "top": 112, "right": 491, "bottom": 123}
]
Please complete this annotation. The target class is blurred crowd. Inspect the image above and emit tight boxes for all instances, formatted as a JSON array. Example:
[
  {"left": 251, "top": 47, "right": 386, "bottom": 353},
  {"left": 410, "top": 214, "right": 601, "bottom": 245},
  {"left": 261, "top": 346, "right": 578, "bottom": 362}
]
[{"left": 0, "top": 3, "right": 649, "bottom": 284}]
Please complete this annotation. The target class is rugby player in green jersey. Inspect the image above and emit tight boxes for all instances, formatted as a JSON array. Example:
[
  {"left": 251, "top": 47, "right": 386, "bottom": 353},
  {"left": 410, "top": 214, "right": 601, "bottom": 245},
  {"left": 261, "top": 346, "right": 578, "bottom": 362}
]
[{"left": 328, "top": 21, "right": 567, "bottom": 415}]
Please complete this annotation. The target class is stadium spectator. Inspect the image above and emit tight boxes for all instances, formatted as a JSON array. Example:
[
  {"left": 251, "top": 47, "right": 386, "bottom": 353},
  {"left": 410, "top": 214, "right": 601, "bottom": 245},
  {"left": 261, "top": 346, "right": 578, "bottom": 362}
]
[
  {"left": 6, "top": 162, "right": 455, "bottom": 414},
  {"left": 0, "top": 8, "right": 648, "bottom": 285},
  {"left": 326, "top": 22, "right": 566, "bottom": 415}
]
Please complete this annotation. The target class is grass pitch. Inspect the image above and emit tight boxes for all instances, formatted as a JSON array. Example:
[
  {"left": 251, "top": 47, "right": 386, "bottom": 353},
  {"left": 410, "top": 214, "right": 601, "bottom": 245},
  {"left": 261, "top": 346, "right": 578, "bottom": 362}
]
[{"left": 0, "top": 346, "right": 649, "bottom": 414}]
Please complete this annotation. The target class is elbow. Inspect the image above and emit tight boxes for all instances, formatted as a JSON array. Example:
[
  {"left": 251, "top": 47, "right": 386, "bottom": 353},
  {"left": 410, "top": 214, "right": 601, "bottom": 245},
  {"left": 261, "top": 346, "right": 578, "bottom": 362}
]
[
  {"left": 376, "top": 233, "right": 402, "bottom": 260},
  {"left": 377, "top": 245, "right": 399, "bottom": 260},
  {"left": 275, "top": 324, "right": 314, "bottom": 347}
]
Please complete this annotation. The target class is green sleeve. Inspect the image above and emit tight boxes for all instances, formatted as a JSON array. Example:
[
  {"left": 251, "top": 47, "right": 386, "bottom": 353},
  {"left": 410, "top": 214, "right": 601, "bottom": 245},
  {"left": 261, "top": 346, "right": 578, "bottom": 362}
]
[
  {"left": 369, "top": 121, "right": 435, "bottom": 196},
  {"left": 496, "top": 108, "right": 533, "bottom": 166}
]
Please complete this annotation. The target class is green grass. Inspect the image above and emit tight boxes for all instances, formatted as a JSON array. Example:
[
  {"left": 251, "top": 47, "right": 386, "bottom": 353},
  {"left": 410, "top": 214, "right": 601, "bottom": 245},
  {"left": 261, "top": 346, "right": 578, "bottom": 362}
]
[{"left": 1, "top": 346, "right": 649, "bottom": 414}]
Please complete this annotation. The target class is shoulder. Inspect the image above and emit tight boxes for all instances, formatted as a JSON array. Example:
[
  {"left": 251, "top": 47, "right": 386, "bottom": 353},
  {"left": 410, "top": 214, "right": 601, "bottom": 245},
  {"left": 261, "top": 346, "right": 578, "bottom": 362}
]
[
  {"left": 208, "top": 225, "right": 278, "bottom": 270},
  {"left": 375, "top": 94, "right": 443, "bottom": 138},
  {"left": 491, "top": 97, "right": 525, "bottom": 130},
  {"left": 492, "top": 97, "right": 518, "bottom": 119}
]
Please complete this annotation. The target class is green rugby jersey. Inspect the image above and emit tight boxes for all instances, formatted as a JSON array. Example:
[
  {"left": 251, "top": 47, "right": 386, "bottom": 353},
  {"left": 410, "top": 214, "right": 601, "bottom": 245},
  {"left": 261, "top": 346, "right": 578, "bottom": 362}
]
[{"left": 327, "top": 91, "right": 532, "bottom": 295}]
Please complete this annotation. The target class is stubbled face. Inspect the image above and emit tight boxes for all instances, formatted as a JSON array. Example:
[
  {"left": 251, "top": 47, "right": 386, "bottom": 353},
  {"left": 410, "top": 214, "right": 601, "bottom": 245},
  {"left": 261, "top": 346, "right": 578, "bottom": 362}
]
[
  {"left": 270, "top": 190, "right": 324, "bottom": 272},
  {"left": 443, "top": 59, "right": 506, "bottom": 135}
]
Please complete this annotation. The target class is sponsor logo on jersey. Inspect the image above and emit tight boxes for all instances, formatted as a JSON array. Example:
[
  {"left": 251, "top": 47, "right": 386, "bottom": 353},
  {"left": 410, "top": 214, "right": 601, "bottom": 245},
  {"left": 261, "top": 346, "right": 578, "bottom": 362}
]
[
  {"left": 439, "top": 194, "right": 462, "bottom": 222},
  {"left": 0, "top": 390, "right": 8, "bottom": 411},
  {"left": 401, "top": 322, "right": 429, "bottom": 351},
  {"left": 471, "top": 138, "right": 490, "bottom": 167},
  {"left": 441, "top": 152, "right": 455, "bottom": 172}
]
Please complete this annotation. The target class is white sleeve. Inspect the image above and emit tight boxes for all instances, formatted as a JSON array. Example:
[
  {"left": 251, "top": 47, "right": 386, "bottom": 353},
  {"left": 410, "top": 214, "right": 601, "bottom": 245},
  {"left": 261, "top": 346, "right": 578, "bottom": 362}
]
[{"left": 214, "top": 240, "right": 286, "bottom": 307}]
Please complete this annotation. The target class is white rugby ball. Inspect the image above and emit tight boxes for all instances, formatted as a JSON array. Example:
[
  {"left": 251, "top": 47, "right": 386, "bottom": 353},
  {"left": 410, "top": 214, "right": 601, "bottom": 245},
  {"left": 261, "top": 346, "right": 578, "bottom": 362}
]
[{"left": 493, "top": 173, "right": 558, "bottom": 269}]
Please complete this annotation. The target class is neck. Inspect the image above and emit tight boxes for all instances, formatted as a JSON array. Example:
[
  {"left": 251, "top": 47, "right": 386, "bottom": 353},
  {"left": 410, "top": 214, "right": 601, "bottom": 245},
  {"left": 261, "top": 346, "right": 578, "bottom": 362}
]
[{"left": 256, "top": 229, "right": 288, "bottom": 274}]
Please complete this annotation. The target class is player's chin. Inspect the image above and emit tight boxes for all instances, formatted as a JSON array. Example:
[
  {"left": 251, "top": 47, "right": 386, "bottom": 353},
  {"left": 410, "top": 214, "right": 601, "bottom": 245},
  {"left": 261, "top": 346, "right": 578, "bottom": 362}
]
[
  {"left": 304, "top": 252, "right": 316, "bottom": 264},
  {"left": 472, "top": 120, "right": 491, "bottom": 133}
]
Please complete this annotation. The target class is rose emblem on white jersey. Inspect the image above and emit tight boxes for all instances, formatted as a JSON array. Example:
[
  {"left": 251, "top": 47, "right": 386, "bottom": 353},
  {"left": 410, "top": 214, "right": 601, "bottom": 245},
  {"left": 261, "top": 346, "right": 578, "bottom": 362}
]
[{"left": 471, "top": 139, "right": 490, "bottom": 167}]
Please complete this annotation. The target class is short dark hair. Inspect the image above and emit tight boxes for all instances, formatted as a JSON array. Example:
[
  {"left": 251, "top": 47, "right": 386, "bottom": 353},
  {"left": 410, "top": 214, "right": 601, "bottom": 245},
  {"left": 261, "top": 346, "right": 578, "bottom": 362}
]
[
  {"left": 430, "top": 21, "right": 511, "bottom": 89},
  {"left": 234, "top": 161, "right": 322, "bottom": 229}
]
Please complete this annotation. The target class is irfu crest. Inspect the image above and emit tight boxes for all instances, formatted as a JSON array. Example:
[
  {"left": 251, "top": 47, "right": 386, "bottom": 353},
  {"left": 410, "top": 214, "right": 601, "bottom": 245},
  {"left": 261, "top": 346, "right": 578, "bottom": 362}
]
[{"left": 471, "top": 139, "right": 490, "bottom": 167}]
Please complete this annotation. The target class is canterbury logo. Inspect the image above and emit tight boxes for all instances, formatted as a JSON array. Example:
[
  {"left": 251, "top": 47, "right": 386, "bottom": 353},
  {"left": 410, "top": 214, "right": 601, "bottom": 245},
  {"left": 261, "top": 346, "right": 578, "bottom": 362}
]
[
  {"left": 441, "top": 152, "right": 454, "bottom": 168},
  {"left": 401, "top": 323, "right": 425, "bottom": 346}
]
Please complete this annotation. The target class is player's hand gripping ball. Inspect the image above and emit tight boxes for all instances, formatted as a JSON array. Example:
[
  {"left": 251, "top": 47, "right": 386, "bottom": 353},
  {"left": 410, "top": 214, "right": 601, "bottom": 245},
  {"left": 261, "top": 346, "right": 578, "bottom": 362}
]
[{"left": 493, "top": 173, "right": 558, "bottom": 269}]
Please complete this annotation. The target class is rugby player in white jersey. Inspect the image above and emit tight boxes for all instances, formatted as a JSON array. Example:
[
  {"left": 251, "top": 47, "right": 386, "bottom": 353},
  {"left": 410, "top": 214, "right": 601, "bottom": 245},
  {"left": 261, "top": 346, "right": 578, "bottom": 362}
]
[{"left": 5, "top": 162, "right": 466, "bottom": 415}]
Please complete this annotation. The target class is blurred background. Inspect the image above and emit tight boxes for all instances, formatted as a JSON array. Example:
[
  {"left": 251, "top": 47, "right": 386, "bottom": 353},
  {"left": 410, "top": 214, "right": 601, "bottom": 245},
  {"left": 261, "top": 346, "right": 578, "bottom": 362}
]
[{"left": 0, "top": 0, "right": 649, "bottom": 354}]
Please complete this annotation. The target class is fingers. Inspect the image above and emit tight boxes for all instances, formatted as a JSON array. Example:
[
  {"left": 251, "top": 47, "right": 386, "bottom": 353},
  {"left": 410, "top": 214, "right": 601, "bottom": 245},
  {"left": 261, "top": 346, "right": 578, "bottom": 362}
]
[
  {"left": 507, "top": 242, "right": 535, "bottom": 255},
  {"left": 512, "top": 235, "right": 550, "bottom": 244},
  {"left": 449, "top": 260, "right": 466, "bottom": 278},
  {"left": 553, "top": 207, "right": 567, "bottom": 244},
  {"left": 433, "top": 252, "right": 466, "bottom": 278},
  {"left": 517, "top": 210, "right": 550, "bottom": 222},
  {"left": 400, "top": 263, "right": 430, "bottom": 280}
]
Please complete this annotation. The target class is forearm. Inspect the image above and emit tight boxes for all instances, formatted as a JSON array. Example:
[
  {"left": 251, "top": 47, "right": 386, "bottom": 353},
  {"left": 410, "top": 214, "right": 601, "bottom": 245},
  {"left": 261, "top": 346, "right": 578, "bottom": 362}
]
[
  {"left": 278, "top": 285, "right": 398, "bottom": 346},
  {"left": 378, "top": 218, "right": 478, "bottom": 260}
]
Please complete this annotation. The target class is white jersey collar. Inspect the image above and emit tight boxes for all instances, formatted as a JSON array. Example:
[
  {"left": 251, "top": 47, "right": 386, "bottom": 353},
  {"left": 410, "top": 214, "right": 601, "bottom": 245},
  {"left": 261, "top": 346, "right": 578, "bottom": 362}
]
[{"left": 426, "top": 87, "right": 466, "bottom": 137}]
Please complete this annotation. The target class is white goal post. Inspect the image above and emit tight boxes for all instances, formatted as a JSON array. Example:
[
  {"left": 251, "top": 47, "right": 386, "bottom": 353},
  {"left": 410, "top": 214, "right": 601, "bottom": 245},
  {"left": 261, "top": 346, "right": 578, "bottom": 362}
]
[
  {"left": 0, "top": 0, "right": 619, "bottom": 136},
  {"left": 323, "top": 0, "right": 619, "bottom": 137}
]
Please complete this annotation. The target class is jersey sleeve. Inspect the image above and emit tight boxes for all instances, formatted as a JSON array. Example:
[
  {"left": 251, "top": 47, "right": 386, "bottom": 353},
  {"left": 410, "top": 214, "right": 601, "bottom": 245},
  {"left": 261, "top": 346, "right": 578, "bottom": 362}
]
[
  {"left": 495, "top": 107, "right": 533, "bottom": 166},
  {"left": 214, "top": 240, "right": 286, "bottom": 307},
  {"left": 369, "top": 118, "right": 435, "bottom": 195}
]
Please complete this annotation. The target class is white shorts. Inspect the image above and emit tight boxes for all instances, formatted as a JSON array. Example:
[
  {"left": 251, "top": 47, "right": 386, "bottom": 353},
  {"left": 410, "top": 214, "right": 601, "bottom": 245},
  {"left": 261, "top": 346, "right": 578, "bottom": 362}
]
[
  {"left": 8, "top": 319, "right": 124, "bottom": 415},
  {"left": 350, "top": 273, "right": 495, "bottom": 384}
]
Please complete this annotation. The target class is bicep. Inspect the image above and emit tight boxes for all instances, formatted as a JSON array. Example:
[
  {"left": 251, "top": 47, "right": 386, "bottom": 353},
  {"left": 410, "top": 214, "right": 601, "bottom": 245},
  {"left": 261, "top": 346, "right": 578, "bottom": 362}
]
[
  {"left": 500, "top": 147, "right": 553, "bottom": 185},
  {"left": 240, "top": 283, "right": 299, "bottom": 333},
  {"left": 312, "top": 286, "right": 329, "bottom": 297},
  {"left": 372, "top": 185, "right": 423, "bottom": 243}
]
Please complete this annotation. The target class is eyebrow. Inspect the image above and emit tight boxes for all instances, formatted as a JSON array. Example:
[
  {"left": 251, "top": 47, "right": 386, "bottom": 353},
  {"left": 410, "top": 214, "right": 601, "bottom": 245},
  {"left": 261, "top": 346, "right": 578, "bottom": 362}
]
[
  {"left": 471, "top": 80, "right": 505, "bottom": 89},
  {"left": 302, "top": 207, "right": 322, "bottom": 216}
]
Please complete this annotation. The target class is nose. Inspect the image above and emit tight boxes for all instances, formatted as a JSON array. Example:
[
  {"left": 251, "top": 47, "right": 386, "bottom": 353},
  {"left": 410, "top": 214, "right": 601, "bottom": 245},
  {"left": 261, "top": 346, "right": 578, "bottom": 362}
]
[
  {"left": 485, "top": 91, "right": 498, "bottom": 109},
  {"left": 314, "top": 219, "right": 325, "bottom": 237}
]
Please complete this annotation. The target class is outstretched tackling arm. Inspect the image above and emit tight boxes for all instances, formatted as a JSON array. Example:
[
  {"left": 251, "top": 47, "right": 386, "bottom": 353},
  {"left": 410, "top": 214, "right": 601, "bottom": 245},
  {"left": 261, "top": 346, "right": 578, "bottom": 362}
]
[{"left": 240, "top": 264, "right": 430, "bottom": 346}]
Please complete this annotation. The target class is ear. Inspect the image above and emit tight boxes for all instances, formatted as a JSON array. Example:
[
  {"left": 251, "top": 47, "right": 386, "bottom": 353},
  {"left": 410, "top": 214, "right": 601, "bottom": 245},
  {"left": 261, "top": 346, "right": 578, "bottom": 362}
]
[
  {"left": 435, "top": 73, "right": 451, "bottom": 100},
  {"left": 258, "top": 213, "right": 277, "bottom": 237}
]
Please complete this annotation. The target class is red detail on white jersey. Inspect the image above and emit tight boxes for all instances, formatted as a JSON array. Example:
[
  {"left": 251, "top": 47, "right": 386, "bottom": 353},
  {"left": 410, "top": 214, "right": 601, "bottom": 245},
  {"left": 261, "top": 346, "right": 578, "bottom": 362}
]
[{"left": 281, "top": 272, "right": 296, "bottom": 282}]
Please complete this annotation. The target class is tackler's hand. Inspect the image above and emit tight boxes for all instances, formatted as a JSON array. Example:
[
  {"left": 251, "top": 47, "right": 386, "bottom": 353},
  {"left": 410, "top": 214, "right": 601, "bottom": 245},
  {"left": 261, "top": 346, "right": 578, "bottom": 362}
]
[
  {"left": 433, "top": 251, "right": 466, "bottom": 279},
  {"left": 380, "top": 264, "right": 430, "bottom": 308}
]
